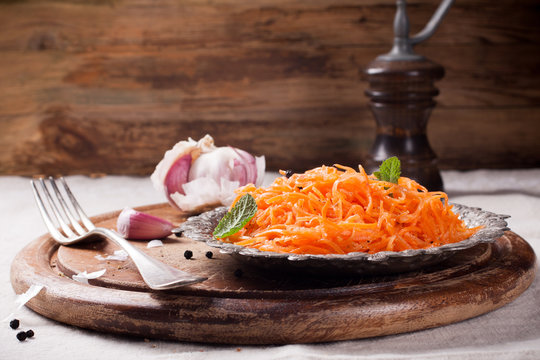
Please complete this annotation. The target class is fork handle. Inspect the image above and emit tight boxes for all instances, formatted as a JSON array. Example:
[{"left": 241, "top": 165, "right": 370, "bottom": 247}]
[{"left": 94, "top": 228, "right": 206, "bottom": 290}]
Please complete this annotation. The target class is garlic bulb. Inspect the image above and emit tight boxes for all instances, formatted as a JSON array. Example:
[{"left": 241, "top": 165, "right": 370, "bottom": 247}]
[{"left": 151, "top": 135, "right": 265, "bottom": 212}]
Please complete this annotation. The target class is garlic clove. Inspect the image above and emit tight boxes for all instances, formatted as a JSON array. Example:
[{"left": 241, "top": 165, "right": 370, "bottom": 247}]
[
  {"left": 116, "top": 207, "right": 174, "bottom": 240},
  {"left": 163, "top": 153, "right": 192, "bottom": 208},
  {"left": 187, "top": 147, "right": 235, "bottom": 182},
  {"left": 255, "top": 155, "right": 265, "bottom": 186},
  {"left": 151, "top": 136, "right": 206, "bottom": 200},
  {"left": 231, "top": 147, "right": 258, "bottom": 184},
  {"left": 187, "top": 145, "right": 265, "bottom": 186}
]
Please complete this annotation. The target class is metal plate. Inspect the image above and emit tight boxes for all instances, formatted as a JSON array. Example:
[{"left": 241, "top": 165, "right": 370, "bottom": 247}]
[{"left": 174, "top": 204, "right": 509, "bottom": 276}]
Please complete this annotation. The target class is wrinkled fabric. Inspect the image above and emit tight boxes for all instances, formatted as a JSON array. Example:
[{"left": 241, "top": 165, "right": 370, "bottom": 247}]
[{"left": 1, "top": 170, "right": 539, "bottom": 360}]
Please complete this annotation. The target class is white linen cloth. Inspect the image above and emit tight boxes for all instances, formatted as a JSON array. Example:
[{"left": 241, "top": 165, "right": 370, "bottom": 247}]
[{"left": 1, "top": 170, "right": 539, "bottom": 360}]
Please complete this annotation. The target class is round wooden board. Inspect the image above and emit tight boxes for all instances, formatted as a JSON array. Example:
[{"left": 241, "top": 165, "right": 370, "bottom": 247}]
[{"left": 10, "top": 203, "right": 537, "bottom": 345}]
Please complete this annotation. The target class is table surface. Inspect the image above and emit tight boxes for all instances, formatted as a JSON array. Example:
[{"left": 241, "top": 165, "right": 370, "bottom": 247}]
[{"left": 1, "top": 170, "right": 539, "bottom": 360}]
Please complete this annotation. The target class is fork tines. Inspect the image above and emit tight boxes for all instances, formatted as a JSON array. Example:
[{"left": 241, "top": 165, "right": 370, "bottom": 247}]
[{"left": 31, "top": 177, "right": 94, "bottom": 242}]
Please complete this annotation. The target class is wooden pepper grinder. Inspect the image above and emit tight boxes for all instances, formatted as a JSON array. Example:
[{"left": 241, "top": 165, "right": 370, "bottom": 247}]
[{"left": 365, "top": 0, "right": 454, "bottom": 191}]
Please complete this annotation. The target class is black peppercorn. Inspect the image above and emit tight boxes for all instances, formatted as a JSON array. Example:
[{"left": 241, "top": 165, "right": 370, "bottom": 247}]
[
  {"left": 25, "top": 330, "right": 35, "bottom": 338},
  {"left": 234, "top": 268, "right": 243, "bottom": 278},
  {"left": 285, "top": 170, "right": 293, "bottom": 178},
  {"left": 9, "top": 319, "right": 19, "bottom": 330},
  {"left": 16, "top": 331, "right": 27, "bottom": 341},
  {"left": 184, "top": 250, "right": 193, "bottom": 259},
  {"left": 205, "top": 251, "right": 213, "bottom": 259}
]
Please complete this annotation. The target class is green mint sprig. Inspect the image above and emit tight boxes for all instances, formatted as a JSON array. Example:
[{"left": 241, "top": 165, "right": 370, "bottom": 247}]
[
  {"left": 213, "top": 194, "right": 257, "bottom": 238},
  {"left": 373, "top": 156, "right": 401, "bottom": 184}
]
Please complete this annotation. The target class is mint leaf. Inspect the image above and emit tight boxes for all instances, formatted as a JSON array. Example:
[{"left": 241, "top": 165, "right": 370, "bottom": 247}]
[
  {"left": 213, "top": 194, "right": 257, "bottom": 238},
  {"left": 374, "top": 156, "right": 401, "bottom": 184}
]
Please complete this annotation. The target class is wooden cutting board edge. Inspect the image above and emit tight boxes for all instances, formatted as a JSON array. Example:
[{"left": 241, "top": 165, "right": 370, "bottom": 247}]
[{"left": 10, "top": 225, "right": 537, "bottom": 344}]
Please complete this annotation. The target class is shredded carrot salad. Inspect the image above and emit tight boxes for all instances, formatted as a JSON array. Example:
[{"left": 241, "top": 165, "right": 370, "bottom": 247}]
[{"left": 220, "top": 165, "right": 481, "bottom": 255}]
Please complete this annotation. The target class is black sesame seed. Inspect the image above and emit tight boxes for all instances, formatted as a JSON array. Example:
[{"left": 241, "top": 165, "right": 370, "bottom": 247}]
[
  {"left": 285, "top": 170, "right": 293, "bottom": 178},
  {"left": 25, "top": 330, "right": 34, "bottom": 338},
  {"left": 174, "top": 230, "right": 184, "bottom": 238},
  {"left": 9, "top": 319, "right": 19, "bottom": 330},
  {"left": 234, "top": 268, "right": 243, "bottom": 278},
  {"left": 184, "top": 250, "right": 193, "bottom": 259},
  {"left": 16, "top": 331, "right": 27, "bottom": 341},
  {"left": 205, "top": 251, "right": 213, "bottom": 259}
]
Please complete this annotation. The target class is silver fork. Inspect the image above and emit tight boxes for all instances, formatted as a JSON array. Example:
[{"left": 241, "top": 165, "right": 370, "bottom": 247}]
[{"left": 31, "top": 176, "right": 206, "bottom": 290}]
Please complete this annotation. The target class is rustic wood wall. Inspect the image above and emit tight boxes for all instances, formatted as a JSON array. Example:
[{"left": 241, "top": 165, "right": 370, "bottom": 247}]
[{"left": 1, "top": 0, "right": 539, "bottom": 175}]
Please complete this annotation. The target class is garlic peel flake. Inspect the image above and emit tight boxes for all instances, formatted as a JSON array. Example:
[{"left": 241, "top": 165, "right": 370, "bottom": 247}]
[
  {"left": 170, "top": 177, "right": 223, "bottom": 212},
  {"left": 147, "top": 239, "right": 164, "bottom": 248},
  {"left": 95, "top": 249, "right": 129, "bottom": 262},
  {"left": 2, "top": 284, "right": 45, "bottom": 322},
  {"left": 72, "top": 269, "right": 106, "bottom": 284}
]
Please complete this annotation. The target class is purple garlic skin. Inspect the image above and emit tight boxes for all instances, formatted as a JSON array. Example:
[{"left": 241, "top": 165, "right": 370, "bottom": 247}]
[
  {"left": 151, "top": 134, "right": 265, "bottom": 212},
  {"left": 164, "top": 153, "right": 192, "bottom": 199},
  {"left": 117, "top": 207, "right": 174, "bottom": 240}
]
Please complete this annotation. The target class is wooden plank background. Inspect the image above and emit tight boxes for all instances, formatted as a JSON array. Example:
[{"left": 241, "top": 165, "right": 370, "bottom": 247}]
[{"left": 0, "top": 0, "right": 539, "bottom": 175}]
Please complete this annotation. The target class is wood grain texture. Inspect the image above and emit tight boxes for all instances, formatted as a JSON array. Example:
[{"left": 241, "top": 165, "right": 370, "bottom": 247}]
[
  {"left": 9, "top": 203, "right": 537, "bottom": 344},
  {"left": 0, "top": 0, "right": 539, "bottom": 175}
]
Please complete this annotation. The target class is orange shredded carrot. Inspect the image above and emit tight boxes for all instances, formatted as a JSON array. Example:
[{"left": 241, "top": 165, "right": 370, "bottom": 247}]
[{"left": 220, "top": 165, "right": 481, "bottom": 255}]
